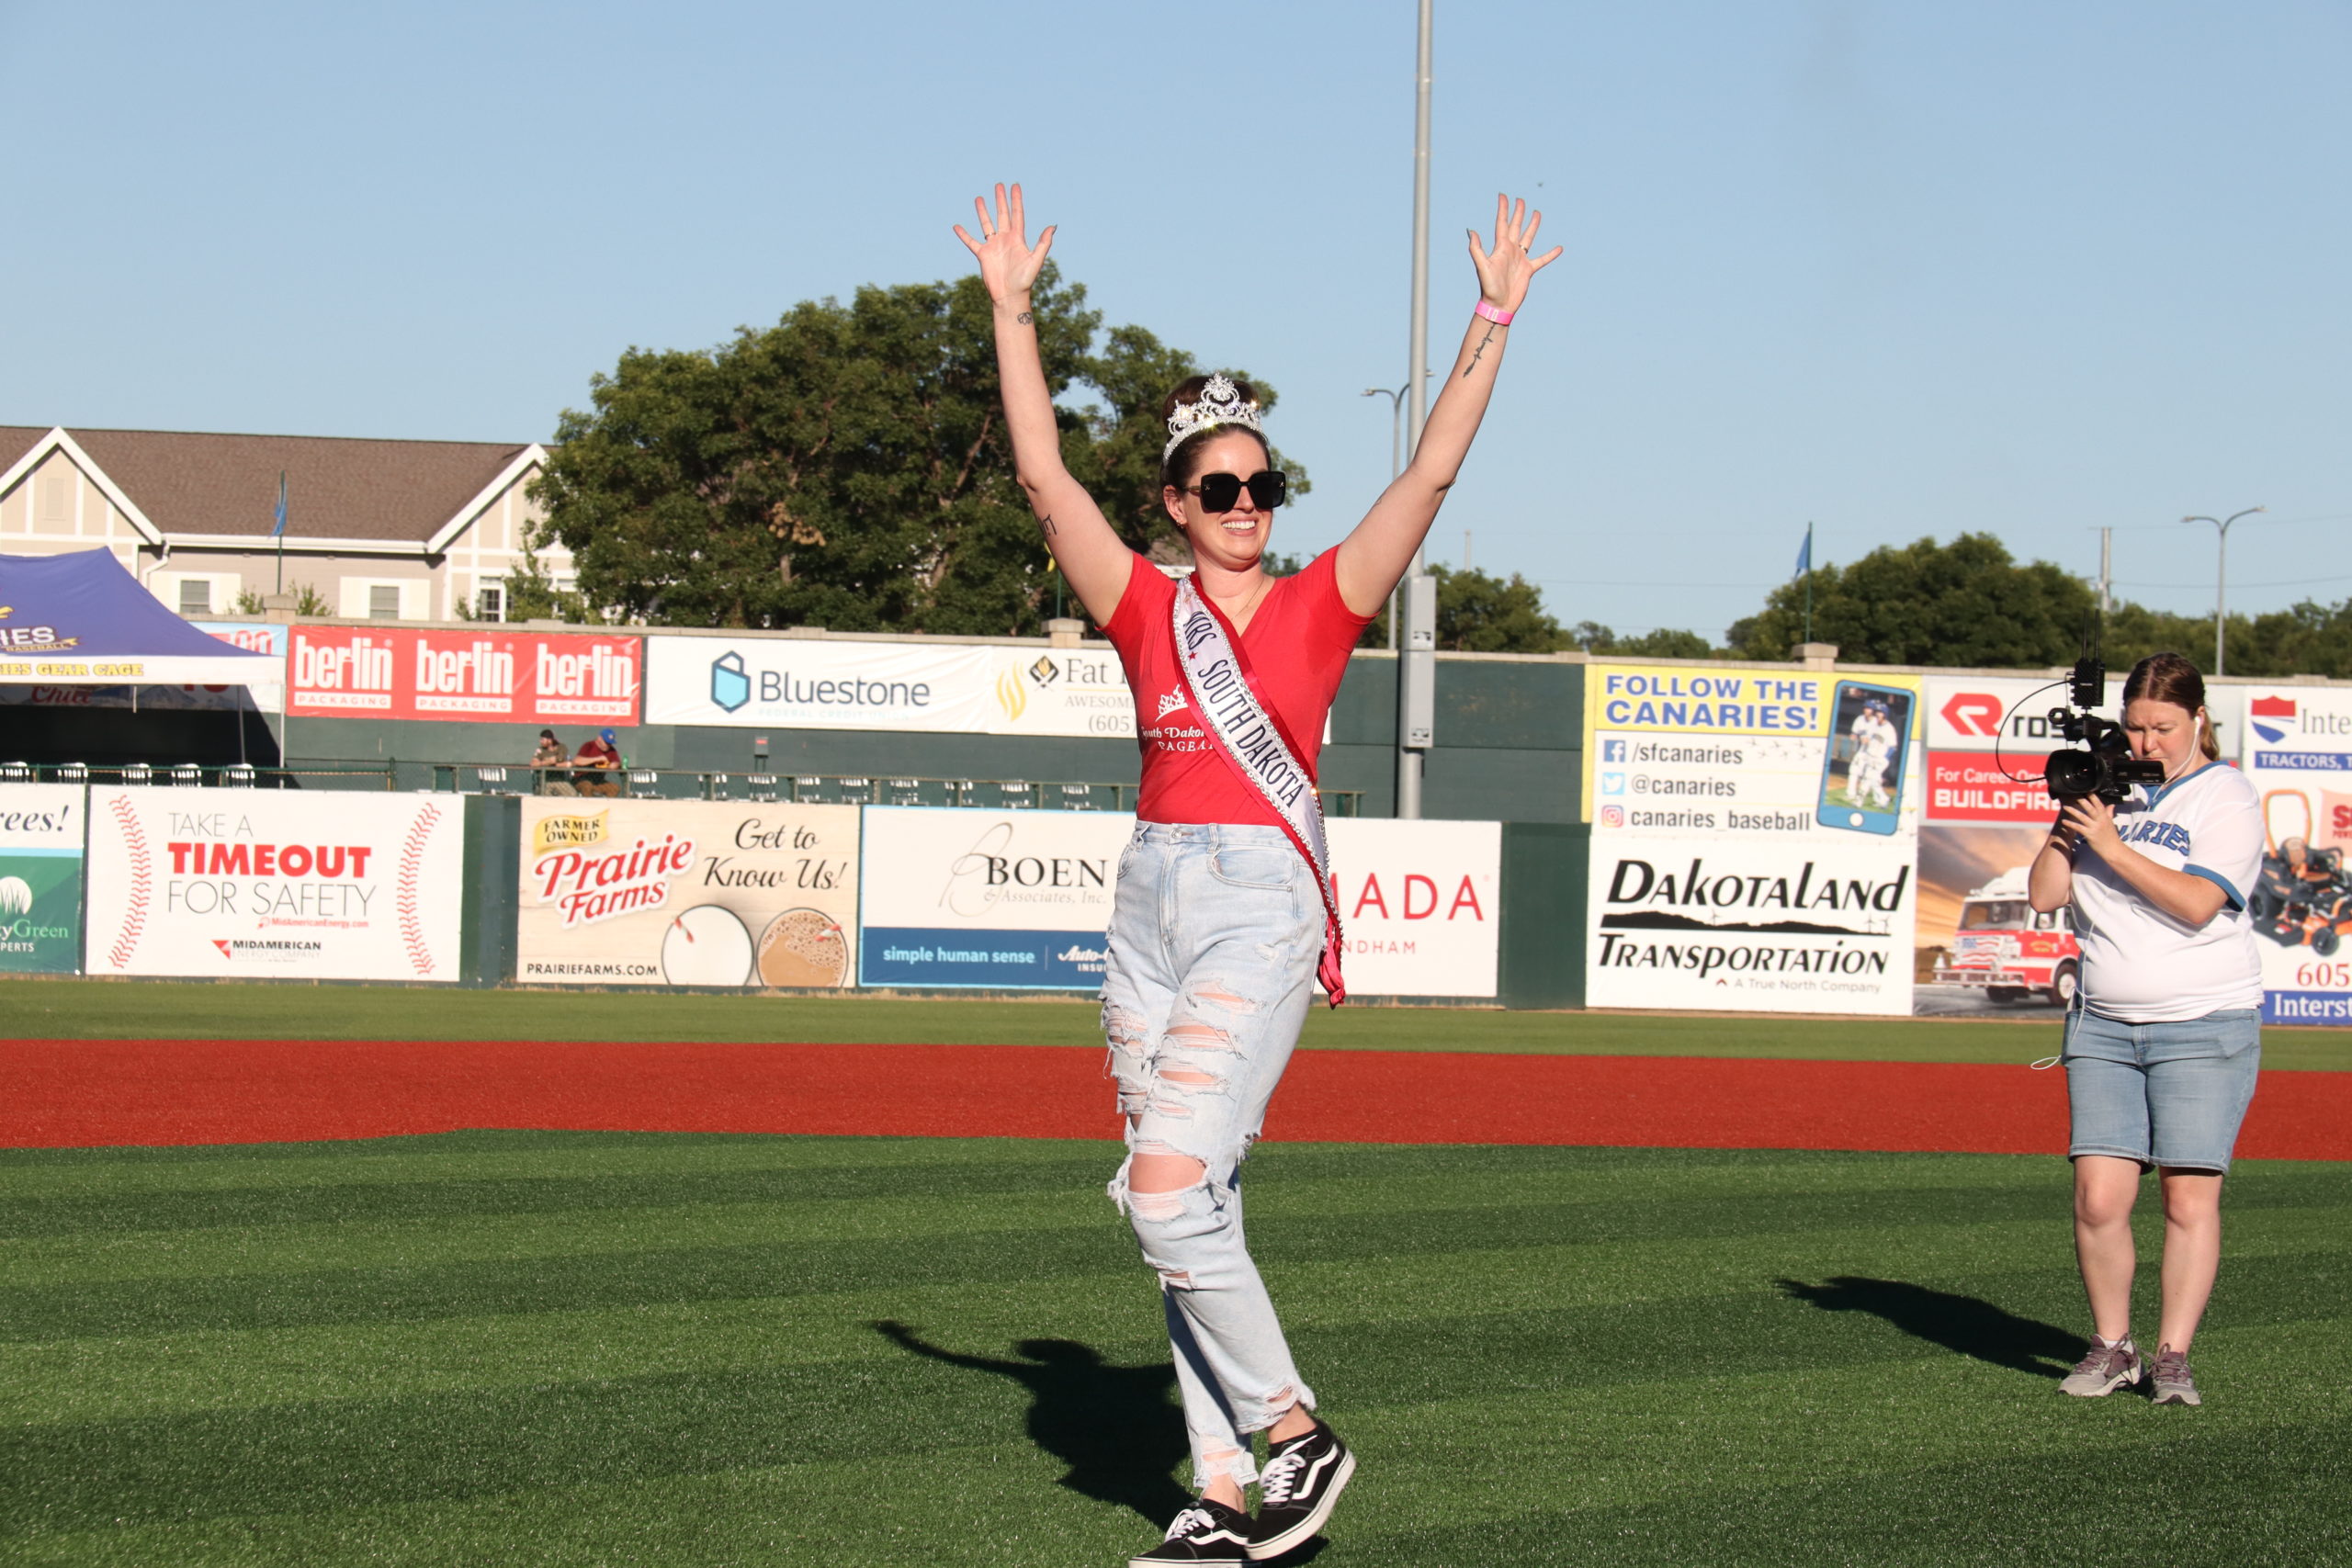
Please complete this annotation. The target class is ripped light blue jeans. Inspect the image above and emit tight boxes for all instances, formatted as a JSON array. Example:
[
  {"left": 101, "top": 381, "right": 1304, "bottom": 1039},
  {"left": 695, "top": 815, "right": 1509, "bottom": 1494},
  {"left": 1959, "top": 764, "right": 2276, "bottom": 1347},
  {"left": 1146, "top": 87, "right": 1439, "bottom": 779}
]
[{"left": 1102, "top": 821, "right": 1322, "bottom": 1489}]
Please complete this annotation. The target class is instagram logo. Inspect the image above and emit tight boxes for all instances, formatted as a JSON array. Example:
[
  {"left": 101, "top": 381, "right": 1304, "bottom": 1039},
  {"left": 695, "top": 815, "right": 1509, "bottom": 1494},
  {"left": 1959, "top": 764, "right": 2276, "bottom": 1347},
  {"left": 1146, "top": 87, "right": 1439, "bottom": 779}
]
[{"left": 1600, "top": 805, "right": 1625, "bottom": 829}]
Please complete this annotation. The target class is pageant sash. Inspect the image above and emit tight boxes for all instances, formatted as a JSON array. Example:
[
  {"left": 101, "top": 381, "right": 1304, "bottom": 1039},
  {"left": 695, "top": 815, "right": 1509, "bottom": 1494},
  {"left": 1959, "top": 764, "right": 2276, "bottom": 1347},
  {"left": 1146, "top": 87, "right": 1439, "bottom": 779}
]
[{"left": 1171, "top": 576, "right": 1346, "bottom": 1006}]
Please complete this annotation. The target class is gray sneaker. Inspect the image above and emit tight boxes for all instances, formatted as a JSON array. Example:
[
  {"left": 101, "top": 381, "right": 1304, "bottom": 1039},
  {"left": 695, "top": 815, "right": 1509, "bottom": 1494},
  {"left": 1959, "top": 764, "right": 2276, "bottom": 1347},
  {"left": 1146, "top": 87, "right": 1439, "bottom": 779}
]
[
  {"left": 2060, "top": 1336, "right": 2143, "bottom": 1396},
  {"left": 2150, "top": 1344, "right": 2201, "bottom": 1405}
]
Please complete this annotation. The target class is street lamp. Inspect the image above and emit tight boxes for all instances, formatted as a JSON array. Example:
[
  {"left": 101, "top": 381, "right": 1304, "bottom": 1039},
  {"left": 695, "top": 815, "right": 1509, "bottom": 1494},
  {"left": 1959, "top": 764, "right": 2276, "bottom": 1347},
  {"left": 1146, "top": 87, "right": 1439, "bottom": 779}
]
[{"left": 2180, "top": 506, "right": 2264, "bottom": 675}]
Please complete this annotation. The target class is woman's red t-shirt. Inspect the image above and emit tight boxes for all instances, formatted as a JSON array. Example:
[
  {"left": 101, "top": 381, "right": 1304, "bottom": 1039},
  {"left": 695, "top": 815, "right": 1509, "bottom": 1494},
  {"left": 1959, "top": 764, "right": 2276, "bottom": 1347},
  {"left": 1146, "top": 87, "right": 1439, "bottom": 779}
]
[{"left": 1100, "top": 549, "right": 1374, "bottom": 826}]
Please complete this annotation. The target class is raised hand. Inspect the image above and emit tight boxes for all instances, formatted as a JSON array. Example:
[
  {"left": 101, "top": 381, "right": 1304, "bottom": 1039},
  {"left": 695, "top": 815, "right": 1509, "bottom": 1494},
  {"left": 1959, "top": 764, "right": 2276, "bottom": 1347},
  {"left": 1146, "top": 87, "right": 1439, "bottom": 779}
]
[
  {"left": 1466, "top": 193, "right": 1563, "bottom": 313},
  {"left": 953, "top": 182, "right": 1057, "bottom": 304}
]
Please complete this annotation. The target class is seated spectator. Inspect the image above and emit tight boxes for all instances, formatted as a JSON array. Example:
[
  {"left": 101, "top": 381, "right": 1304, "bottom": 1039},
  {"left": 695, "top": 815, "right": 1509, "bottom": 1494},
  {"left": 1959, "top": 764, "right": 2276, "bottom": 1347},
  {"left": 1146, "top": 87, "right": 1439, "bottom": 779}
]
[
  {"left": 573, "top": 728, "right": 623, "bottom": 796},
  {"left": 532, "top": 729, "right": 578, "bottom": 795}
]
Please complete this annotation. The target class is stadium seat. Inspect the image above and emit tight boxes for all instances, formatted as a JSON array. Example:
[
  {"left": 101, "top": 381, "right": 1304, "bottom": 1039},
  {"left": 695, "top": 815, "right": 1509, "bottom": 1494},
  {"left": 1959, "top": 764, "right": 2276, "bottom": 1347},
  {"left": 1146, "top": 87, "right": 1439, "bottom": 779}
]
[
  {"left": 1060, "top": 784, "right": 1097, "bottom": 811},
  {"left": 888, "top": 777, "right": 924, "bottom": 807},
  {"left": 837, "top": 776, "right": 873, "bottom": 804},
  {"left": 625, "top": 769, "right": 659, "bottom": 797},
  {"left": 56, "top": 762, "right": 88, "bottom": 784},
  {"left": 224, "top": 763, "right": 256, "bottom": 787},
  {"left": 472, "top": 766, "right": 513, "bottom": 795},
  {"left": 998, "top": 780, "right": 1034, "bottom": 809},
  {"left": 701, "top": 773, "right": 730, "bottom": 801},
  {"left": 748, "top": 773, "right": 778, "bottom": 802},
  {"left": 0, "top": 761, "right": 30, "bottom": 784},
  {"left": 169, "top": 763, "right": 202, "bottom": 786},
  {"left": 951, "top": 779, "right": 977, "bottom": 807},
  {"left": 792, "top": 775, "right": 824, "bottom": 803},
  {"left": 119, "top": 762, "right": 153, "bottom": 786}
]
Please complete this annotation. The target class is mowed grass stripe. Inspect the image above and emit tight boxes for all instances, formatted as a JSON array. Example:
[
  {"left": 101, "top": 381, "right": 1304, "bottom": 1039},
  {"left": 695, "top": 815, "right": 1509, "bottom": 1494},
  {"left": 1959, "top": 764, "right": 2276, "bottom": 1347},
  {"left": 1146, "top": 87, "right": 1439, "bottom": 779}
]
[
  {"left": 4, "top": 1135, "right": 2345, "bottom": 1565},
  {"left": 11, "top": 977, "right": 2351, "bottom": 1067},
  {"left": 6, "top": 1222, "right": 2343, "bottom": 1429},
  {"left": 6, "top": 1274, "right": 2340, "bottom": 1540},
  {"left": 5, "top": 1138, "right": 2190, "bottom": 1279}
]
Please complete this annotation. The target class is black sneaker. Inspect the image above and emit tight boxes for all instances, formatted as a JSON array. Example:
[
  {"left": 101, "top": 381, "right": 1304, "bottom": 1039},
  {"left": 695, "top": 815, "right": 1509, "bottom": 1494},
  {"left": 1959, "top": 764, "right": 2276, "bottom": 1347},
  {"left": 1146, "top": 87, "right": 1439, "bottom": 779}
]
[
  {"left": 1247, "top": 1419, "right": 1355, "bottom": 1560},
  {"left": 1129, "top": 1500, "right": 1252, "bottom": 1567}
]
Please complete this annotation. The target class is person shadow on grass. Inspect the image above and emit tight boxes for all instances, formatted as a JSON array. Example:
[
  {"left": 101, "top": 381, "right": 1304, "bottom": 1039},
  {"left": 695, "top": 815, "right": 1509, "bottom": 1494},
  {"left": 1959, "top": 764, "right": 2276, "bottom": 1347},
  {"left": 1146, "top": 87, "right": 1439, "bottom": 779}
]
[
  {"left": 873, "top": 1320, "right": 1191, "bottom": 1524},
  {"left": 1776, "top": 1277, "right": 2080, "bottom": 1379}
]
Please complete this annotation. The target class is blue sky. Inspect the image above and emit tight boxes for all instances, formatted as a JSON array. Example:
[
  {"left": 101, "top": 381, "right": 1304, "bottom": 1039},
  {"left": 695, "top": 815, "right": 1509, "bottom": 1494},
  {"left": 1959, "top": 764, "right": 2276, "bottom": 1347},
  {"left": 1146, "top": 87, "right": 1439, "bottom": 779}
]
[{"left": 4, "top": 1, "right": 2345, "bottom": 642}]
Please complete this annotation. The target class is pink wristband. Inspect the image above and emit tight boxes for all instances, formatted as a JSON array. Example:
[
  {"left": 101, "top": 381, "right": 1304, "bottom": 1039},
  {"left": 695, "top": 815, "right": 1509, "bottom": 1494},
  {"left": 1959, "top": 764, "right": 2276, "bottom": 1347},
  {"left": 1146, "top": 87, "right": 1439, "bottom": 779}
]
[{"left": 1474, "top": 299, "right": 1515, "bottom": 325}]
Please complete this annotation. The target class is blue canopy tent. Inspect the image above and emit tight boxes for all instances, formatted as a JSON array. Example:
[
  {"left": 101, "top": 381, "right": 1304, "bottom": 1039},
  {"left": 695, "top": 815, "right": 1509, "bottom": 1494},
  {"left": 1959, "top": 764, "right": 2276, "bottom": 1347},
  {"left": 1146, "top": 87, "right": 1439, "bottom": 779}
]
[{"left": 1, "top": 549, "right": 283, "bottom": 767}]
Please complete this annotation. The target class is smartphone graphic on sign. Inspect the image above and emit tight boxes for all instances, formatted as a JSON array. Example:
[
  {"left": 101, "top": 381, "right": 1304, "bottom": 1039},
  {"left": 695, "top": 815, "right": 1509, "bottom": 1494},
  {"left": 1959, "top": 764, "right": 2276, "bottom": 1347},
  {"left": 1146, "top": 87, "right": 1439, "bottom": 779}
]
[{"left": 1817, "top": 681, "right": 1914, "bottom": 835}]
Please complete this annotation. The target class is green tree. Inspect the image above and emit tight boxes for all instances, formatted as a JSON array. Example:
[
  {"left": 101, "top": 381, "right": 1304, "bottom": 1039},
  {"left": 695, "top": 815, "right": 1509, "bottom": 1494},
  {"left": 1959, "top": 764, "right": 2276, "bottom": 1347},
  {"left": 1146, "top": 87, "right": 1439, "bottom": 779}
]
[
  {"left": 1430, "top": 565, "right": 1566, "bottom": 652},
  {"left": 1724, "top": 532, "right": 2098, "bottom": 666},
  {"left": 1565, "top": 621, "right": 1723, "bottom": 660},
  {"left": 533, "top": 266, "right": 1303, "bottom": 634},
  {"left": 2106, "top": 596, "right": 2352, "bottom": 679}
]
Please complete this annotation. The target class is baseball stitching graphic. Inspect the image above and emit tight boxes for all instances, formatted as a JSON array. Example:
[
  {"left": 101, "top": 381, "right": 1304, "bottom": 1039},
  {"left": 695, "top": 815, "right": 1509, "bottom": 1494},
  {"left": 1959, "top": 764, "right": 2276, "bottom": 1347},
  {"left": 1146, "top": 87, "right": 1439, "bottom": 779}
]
[
  {"left": 397, "top": 803, "right": 443, "bottom": 977},
  {"left": 105, "top": 794, "right": 150, "bottom": 971}
]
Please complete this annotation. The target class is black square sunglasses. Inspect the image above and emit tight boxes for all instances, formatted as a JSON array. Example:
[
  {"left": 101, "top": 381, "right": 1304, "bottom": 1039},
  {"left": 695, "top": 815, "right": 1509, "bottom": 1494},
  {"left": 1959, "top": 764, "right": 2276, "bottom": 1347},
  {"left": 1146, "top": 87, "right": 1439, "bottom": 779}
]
[{"left": 1187, "top": 469, "right": 1288, "bottom": 513}]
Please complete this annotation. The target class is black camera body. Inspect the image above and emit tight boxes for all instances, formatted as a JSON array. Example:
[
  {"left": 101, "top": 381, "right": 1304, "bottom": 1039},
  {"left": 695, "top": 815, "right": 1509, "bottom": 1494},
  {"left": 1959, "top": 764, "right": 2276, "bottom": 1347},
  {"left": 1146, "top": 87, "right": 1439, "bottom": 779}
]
[{"left": 2043, "top": 638, "right": 2164, "bottom": 806}]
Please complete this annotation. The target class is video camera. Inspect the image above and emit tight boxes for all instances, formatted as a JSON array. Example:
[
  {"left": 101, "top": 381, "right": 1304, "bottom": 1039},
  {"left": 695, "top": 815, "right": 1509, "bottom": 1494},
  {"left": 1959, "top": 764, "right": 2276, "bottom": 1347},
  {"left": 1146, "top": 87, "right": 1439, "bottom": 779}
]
[{"left": 2042, "top": 622, "right": 2164, "bottom": 805}]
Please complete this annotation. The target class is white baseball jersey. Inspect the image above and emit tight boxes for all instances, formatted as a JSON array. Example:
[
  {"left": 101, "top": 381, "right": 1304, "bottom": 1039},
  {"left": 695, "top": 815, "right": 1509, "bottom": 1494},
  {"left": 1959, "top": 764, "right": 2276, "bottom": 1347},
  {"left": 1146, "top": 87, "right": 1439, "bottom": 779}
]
[{"left": 2071, "top": 761, "right": 2266, "bottom": 1021}]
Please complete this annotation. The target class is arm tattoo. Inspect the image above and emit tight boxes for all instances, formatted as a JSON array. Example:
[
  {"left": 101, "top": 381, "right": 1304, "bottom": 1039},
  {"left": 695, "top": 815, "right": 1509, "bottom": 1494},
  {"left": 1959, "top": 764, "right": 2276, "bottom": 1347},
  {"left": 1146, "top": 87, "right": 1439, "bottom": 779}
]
[
  {"left": 1463, "top": 323, "right": 1498, "bottom": 378},
  {"left": 1040, "top": 513, "right": 1057, "bottom": 536},
  {"left": 1016, "top": 310, "right": 1033, "bottom": 325}
]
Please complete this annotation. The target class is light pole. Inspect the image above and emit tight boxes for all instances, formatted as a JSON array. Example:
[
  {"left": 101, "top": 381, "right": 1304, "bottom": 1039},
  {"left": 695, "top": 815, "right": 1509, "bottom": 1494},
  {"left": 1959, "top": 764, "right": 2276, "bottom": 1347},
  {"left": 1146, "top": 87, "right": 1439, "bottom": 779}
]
[
  {"left": 2180, "top": 506, "right": 2264, "bottom": 675},
  {"left": 1396, "top": 0, "right": 1435, "bottom": 821}
]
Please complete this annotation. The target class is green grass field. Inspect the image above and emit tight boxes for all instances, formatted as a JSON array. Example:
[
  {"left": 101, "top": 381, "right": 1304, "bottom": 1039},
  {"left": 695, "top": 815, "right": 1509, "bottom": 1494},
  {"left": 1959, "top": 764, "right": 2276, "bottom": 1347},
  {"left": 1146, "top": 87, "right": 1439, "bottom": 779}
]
[
  {"left": 7, "top": 982, "right": 2349, "bottom": 1563},
  {"left": 7, "top": 977, "right": 2351, "bottom": 1069},
  {"left": 4, "top": 1133, "right": 2346, "bottom": 1565}
]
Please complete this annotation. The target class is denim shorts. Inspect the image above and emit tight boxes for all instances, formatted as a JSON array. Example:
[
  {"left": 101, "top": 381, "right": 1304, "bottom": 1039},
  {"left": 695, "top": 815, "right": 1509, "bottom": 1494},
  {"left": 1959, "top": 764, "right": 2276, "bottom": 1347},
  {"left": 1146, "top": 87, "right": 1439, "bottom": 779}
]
[{"left": 2062, "top": 1006, "right": 2261, "bottom": 1173}]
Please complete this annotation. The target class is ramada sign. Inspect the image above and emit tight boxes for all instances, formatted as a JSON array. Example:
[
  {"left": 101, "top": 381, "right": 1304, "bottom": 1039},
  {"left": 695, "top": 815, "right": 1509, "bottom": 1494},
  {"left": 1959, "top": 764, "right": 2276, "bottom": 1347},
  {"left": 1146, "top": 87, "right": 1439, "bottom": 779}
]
[{"left": 290, "top": 626, "right": 641, "bottom": 724}]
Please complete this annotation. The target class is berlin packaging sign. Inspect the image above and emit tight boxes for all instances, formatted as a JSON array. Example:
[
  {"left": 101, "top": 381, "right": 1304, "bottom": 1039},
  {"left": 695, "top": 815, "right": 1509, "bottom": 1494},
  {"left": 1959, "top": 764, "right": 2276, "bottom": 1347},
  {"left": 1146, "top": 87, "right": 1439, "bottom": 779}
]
[{"left": 289, "top": 626, "right": 640, "bottom": 724}]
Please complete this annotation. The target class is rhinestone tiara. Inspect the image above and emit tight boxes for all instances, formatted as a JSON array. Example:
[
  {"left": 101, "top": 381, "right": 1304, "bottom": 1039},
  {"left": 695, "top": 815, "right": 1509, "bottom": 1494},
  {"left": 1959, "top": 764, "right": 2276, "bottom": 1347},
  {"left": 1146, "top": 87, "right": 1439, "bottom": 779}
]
[{"left": 1162, "top": 374, "right": 1264, "bottom": 462}]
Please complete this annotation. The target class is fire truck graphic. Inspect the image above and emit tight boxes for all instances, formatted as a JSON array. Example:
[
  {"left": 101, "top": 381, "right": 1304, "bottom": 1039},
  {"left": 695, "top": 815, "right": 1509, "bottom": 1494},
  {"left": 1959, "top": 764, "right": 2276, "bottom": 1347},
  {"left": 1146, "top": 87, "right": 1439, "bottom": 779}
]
[{"left": 1934, "top": 867, "right": 2080, "bottom": 1006}]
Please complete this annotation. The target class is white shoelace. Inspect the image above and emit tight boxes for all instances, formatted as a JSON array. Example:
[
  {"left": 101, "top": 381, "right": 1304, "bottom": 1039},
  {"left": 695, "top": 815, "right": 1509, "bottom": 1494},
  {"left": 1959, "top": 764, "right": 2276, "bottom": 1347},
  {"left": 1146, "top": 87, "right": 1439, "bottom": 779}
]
[
  {"left": 1166, "top": 1507, "right": 1217, "bottom": 1541},
  {"left": 1260, "top": 1449, "right": 1308, "bottom": 1506}
]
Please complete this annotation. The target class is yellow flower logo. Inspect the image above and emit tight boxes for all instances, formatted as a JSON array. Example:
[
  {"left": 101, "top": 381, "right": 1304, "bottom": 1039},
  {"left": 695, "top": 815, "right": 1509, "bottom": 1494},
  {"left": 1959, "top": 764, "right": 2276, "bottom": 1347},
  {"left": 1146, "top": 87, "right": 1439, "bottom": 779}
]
[{"left": 994, "top": 668, "right": 1028, "bottom": 722}]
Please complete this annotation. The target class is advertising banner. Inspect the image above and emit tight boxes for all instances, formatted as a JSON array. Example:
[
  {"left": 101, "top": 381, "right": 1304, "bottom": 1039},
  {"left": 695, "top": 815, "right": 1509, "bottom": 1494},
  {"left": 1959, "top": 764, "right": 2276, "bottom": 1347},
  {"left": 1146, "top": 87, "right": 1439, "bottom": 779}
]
[
  {"left": 84, "top": 788, "right": 463, "bottom": 981},
  {"left": 0, "top": 621, "right": 290, "bottom": 713},
  {"left": 1582, "top": 663, "right": 1923, "bottom": 1015},
  {"left": 854, "top": 809, "right": 1501, "bottom": 997},
  {"left": 514, "top": 798, "right": 860, "bottom": 988},
  {"left": 857, "top": 806, "right": 1129, "bottom": 989},
  {"left": 1915, "top": 674, "right": 2120, "bottom": 1017},
  {"left": 2239, "top": 686, "right": 2352, "bottom": 1026},
  {"left": 1321, "top": 818, "right": 1501, "bottom": 998},
  {"left": 289, "top": 626, "right": 640, "bottom": 724},
  {"left": 645, "top": 636, "right": 1136, "bottom": 739},
  {"left": 0, "top": 784, "right": 85, "bottom": 973}
]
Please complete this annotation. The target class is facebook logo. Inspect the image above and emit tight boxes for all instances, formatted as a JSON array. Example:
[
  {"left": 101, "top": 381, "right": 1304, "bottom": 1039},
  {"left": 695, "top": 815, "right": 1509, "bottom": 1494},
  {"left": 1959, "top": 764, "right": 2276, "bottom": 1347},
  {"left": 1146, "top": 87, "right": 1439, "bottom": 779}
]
[{"left": 1602, "top": 739, "right": 1627, "bottom": 762}]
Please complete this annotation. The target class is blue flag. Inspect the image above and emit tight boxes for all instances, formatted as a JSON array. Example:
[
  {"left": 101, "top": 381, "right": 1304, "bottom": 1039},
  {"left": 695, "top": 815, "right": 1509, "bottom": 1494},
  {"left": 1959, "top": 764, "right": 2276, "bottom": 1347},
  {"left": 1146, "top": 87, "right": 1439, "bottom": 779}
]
[
  {"left": 1792, "top": 525, "right": 1812, "bottom": 579},
  {"left": 271, "top": 472, "right": 288, "bottom": 538}
]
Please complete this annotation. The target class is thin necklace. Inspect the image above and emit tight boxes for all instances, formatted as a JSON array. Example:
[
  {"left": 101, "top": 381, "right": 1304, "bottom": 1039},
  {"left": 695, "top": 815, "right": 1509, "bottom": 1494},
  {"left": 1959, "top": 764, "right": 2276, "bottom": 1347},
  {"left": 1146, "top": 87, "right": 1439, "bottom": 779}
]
[{"left": 1210, "top": 572, "right": 1271, "bottom": 626}]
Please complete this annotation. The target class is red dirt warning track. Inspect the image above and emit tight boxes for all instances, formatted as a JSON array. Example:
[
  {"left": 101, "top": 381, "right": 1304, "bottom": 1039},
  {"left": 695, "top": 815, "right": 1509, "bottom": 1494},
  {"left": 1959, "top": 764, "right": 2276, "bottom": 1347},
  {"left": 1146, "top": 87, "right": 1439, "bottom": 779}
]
[{"left": 5, "top": 1039, "right": 2346, "bottom": 1157}]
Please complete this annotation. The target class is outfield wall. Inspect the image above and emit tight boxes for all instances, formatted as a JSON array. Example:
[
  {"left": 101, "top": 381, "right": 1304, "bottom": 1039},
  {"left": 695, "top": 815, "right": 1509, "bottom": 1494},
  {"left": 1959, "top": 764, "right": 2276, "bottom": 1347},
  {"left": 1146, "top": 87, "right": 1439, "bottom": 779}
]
[
  {"left": 4, "top": 785, "right": 1565, "bottom": 1006},
  {"left": 8, "top": 618, "right": 2347, "bottom": 1020}
]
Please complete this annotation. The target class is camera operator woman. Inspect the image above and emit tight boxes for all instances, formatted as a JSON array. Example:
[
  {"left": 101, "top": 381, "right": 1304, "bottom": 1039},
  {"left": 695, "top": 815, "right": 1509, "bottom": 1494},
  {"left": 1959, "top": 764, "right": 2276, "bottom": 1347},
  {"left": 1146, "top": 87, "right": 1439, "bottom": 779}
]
[{"left": 2028, "top": 651, "right": 2265, "bottom": 1407}]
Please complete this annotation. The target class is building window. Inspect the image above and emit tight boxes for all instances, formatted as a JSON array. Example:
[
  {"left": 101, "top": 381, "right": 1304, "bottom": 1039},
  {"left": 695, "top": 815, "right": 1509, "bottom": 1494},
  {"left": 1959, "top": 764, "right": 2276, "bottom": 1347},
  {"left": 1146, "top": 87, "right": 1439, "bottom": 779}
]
[
  {"left": 368, "top": 584, "right": 402, "bottom": 620},
  {"left": 476, "top": 583, "right": 506, "bottom": 622},
  {"left": 177, "top": 579, "right": 212, "bottom": 616}
]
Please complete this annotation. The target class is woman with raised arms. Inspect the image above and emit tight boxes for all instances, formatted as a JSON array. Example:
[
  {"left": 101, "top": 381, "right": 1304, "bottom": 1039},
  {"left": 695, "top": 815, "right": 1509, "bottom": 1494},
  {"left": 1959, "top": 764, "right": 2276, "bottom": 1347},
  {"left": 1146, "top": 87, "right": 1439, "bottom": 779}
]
[{"left": 956, "top": 182, "right": 1557, "bottom": 1566}]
